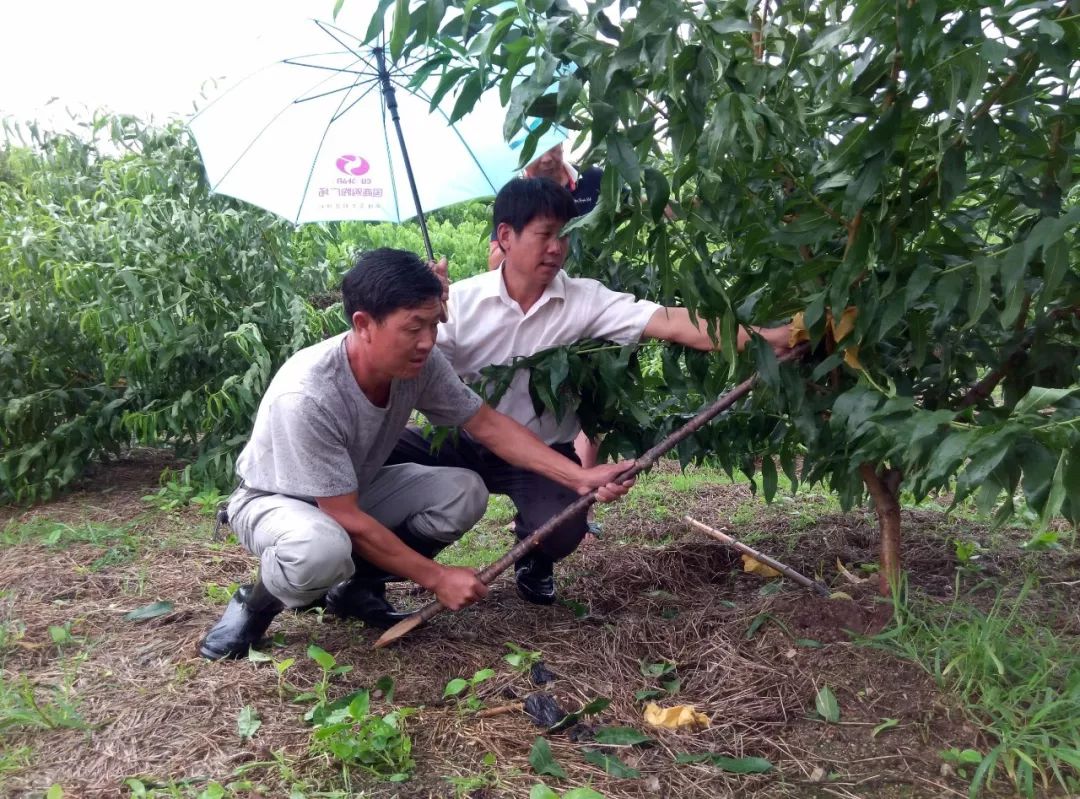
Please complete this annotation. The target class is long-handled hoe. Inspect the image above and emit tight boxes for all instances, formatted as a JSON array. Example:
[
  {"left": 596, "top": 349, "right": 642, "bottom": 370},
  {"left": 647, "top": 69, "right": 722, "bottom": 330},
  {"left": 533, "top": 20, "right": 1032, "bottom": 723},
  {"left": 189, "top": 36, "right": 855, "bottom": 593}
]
[{"left": 374, "top": 343, "right": 809, "bottom": 648}]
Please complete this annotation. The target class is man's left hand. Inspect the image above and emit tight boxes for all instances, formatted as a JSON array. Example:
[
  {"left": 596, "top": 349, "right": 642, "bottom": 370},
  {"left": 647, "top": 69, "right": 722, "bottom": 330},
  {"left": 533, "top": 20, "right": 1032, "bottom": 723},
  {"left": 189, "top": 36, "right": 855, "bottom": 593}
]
[{"left": 428, "top": 257, "right": 449, "bottom": 322}]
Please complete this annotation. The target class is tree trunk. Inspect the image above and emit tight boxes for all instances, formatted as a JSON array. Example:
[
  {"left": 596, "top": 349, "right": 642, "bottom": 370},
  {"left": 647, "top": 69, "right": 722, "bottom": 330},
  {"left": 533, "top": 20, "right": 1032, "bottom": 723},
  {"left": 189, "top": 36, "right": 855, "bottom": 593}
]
[{"left": 860, "top": 462, "right": 903, "bottom": 595}]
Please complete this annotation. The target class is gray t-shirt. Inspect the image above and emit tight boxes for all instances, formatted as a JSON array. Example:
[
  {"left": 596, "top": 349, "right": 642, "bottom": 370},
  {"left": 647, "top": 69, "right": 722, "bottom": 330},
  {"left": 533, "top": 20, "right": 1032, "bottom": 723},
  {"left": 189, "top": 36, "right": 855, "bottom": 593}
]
[{"left": 235, "top": 332, "right": 482, "bottom": 500}]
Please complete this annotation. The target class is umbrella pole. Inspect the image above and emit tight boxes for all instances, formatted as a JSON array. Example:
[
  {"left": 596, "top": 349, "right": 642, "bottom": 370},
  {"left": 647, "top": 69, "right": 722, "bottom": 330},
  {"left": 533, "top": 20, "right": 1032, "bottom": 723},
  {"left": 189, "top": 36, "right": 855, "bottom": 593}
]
[{"left": 375, "top": 47, "right": 435, "bottom": 262}]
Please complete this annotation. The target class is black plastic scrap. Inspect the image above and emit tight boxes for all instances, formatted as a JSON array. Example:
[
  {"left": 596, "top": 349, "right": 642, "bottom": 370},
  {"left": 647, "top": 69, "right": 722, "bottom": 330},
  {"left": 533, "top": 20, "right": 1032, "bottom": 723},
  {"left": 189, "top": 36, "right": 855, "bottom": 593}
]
[
  {"left": 530, "top": 660, "right": 557, "bottom": 686},
  {"left": 524, "top": 693, "right": 566, "bottom": 729}
]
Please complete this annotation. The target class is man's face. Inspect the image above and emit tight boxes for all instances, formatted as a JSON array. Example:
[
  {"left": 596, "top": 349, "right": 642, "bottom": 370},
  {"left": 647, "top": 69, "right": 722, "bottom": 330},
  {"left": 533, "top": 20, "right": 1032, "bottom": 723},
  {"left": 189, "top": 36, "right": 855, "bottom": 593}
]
[
  {"left": 357, "top": 297, "right": 442, "bottom": 378},
  {"left": 528, "top": 144, "right": 565, "bottom": 182},
  {"left": 498, "top": 215, "right": 568, "bottom": 284}
]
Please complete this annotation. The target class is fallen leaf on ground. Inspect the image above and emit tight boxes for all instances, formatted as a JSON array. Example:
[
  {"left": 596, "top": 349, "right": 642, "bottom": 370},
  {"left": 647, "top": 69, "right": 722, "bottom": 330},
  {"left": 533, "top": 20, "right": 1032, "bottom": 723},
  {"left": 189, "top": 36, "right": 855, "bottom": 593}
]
[
  {"left": 643, "top": 703, "right": 710, "bottom": 729},
  {"left": 828, "top": 591, "right": 854, "bottom": 601},
  {"left": 741, "top": 554, "right": 781, "bottom": 578}
]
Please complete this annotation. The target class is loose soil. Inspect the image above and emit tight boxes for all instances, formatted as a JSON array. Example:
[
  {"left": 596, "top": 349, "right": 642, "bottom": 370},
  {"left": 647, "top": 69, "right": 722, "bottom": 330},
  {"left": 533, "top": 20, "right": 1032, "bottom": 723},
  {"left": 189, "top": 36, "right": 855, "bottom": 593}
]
[{"left": 1, "top": 453, "right": 1075, "bottom": 798}]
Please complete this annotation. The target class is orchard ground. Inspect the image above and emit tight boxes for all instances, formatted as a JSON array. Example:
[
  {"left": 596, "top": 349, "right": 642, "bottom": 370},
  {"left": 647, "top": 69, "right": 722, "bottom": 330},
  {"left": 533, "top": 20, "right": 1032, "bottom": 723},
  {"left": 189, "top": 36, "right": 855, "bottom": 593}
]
[{"left": 1, "top": 452, "right": 1077, "bottom": 799}]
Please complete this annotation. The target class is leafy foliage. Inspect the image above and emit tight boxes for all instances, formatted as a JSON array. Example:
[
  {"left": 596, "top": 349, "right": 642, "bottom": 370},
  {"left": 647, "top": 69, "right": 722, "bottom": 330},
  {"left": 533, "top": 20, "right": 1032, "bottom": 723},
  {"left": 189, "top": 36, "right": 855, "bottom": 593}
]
[
  {"left": 378, "top": 0, "right": 1080, "bottom": 533},
  {"left": 0, "top": 116, "right": 491, "bottom": 503}
]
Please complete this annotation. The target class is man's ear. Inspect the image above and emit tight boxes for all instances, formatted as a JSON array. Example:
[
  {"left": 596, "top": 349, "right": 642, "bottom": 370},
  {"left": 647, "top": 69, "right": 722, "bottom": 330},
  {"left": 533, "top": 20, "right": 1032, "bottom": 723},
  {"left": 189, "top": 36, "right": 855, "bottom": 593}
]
[
  {"left": 352, "top": 310, "right": 376, "bottom": 342},
  {"left": 495, "top": 222, "right": 514, "bottom": 253}
]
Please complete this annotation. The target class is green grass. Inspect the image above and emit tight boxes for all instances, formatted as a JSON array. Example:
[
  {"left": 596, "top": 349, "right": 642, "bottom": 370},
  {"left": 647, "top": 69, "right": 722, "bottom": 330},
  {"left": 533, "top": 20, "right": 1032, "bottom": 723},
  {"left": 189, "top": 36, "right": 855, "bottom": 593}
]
[
  {"left": 439, "top": 495, "right": 515, "bottom": 569},
  {"left": 0, "top": 518, "right": 144, "bottom": 570},
  {"left": 0, "top": 673, "right": 88, "bottom": 734},
  {"left": 869, "top": 581, "right": 1080, "bottom": 798}
]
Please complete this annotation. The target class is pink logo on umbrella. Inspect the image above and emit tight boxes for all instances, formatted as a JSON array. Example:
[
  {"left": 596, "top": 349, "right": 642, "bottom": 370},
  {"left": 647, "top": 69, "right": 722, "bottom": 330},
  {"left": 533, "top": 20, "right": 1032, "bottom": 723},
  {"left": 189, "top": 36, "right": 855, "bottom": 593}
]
[{"left": 336, "top": 155, "right": 370, "bottom": 176}]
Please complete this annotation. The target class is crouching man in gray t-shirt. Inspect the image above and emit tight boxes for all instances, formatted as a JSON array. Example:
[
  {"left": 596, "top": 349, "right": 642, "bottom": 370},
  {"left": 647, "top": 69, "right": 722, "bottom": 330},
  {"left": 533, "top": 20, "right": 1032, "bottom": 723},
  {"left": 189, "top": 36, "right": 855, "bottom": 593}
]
[{"left": 198, "top": 248, "right": 632, "bottom": 660}]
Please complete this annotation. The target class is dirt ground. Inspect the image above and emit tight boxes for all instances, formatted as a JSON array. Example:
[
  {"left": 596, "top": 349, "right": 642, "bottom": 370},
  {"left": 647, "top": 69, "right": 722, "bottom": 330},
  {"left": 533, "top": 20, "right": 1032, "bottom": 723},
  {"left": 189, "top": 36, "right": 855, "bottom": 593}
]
[{"left": 1, "top": 452, "right": 1074, "bottom": 798}]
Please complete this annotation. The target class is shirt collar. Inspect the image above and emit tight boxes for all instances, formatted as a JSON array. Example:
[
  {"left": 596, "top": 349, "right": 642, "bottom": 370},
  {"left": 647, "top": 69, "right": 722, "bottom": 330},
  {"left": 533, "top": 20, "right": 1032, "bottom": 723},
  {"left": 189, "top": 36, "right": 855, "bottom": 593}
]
[{"left": 490, "top": 263, "right": 566, "bottom": 315}]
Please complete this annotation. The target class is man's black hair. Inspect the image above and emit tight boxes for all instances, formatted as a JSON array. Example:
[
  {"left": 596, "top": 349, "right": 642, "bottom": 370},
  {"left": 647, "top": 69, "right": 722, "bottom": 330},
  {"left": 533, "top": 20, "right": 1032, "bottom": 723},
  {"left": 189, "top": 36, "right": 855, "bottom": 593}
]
[
  {"left": 341, "top": 248, "right": 441, "bottom": 324},
  {"left": 493, "top": 177, "right": 577, "bottom": 234}
]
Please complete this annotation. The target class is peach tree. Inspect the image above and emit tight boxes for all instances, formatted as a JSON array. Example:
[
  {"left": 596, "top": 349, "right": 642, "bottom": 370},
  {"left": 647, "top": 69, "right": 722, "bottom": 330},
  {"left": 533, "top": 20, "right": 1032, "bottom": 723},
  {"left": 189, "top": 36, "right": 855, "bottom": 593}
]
[{"left": 379, "top": 0, "right": 1080, "bottom": 590}]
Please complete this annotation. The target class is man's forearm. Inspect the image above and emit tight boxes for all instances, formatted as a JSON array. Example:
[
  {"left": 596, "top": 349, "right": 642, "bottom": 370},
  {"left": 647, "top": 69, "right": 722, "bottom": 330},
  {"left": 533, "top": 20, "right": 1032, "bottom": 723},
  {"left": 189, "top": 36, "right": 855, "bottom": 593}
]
[
  {"left": 464, "top": 405, "right": 581, "bottom": 489},
  {"left": 317, "top": 502, "right": 444, "bottom": 589}
]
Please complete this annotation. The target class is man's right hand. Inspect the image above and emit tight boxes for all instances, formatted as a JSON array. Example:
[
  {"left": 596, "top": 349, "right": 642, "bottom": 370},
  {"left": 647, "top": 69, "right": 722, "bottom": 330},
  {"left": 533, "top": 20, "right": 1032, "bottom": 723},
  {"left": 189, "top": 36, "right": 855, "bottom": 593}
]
[{"left": 430, "top": 565, "right": 488, "bottom": 610}]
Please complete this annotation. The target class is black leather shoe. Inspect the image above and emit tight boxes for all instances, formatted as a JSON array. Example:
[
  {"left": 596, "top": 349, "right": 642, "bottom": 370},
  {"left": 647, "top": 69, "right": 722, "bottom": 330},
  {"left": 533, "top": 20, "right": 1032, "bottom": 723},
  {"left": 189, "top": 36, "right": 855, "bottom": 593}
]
[
  {"left": 199, "top": 581, "right": 284, "bottom": 660},
  {"left": 515, "top": 552, "right": 556, "bottom": 605},
  {"left": 325, "top": 578, "right": 411, "bottom": 629}
]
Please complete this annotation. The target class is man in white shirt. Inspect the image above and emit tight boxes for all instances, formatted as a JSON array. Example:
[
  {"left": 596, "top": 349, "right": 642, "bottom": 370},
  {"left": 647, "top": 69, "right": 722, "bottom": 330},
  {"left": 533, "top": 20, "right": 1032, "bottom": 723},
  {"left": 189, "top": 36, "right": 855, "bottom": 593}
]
[{"left": 389, "top": 178, "right": 792, "bottom": 605}]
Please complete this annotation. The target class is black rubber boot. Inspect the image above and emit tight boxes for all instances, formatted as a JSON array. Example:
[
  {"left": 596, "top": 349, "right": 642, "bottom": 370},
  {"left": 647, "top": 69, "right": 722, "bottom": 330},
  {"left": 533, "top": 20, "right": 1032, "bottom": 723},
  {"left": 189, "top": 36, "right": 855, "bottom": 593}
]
[
  {"left": 325, "top": 578, "right": 412, "bottom": 629},
  {"left": 198, "top": 580, "right": 284, "bottom": 660},
  {"left": 325, "top": 528, "right": 445, "bottom": 628},
  {"left": 515, "top": 550, "right": 556, "bottom": 605}
]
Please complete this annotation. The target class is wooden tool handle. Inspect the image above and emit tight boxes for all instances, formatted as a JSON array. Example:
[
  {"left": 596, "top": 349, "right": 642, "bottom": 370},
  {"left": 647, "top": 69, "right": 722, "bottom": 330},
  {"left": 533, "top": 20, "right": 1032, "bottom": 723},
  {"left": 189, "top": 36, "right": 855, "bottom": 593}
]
[{"left": 374, "top": 342, "right": 809, "bottom": 647}]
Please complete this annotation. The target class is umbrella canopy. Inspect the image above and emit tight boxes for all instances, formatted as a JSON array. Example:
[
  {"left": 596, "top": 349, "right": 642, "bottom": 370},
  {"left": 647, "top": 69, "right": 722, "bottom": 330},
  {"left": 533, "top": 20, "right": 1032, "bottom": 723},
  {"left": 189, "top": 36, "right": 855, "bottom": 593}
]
[{"left": 189, "top": 8, "right": 564, "bottom": 228}]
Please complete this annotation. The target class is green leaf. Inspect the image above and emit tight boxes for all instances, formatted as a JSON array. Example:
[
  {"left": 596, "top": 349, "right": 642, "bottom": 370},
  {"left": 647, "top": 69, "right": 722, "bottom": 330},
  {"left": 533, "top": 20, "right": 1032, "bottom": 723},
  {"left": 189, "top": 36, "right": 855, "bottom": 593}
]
[
  {"left": 332, "top": 0, "right": 345, "bottom": 20},
  {"left": 449, "top": 73, "right": 485, "bottom": 125},
  {"left": 761, "top": 456, "right": 778, "bottom": 503},
  {"left": 529, "top": 737, "right": 568, "bottom": 778},
  {"left": 745, "top": 613, "right": 770, "bottom": 639},
  {"left": 815, "top": 685, "right": 840, "bottom": 723},
  {"left": 643, "top": 168, "right": 670, "bottom": 222},
  {"left": 1038, "top": 450, "right": 1067, "bottom": 529},
  {"left": 123, "top": 601, "right": 173, "bottom": 621},
  {"left": 844, "top": 152, "right": 885, "bottom": 215},
  {"left": 608, "top": 133, "right": 641, "bottom": 185},
  {"left": 964, "top": 256, "right": 995, "bottom": 328},
  {"left": 389, "top": 0, "right": 410, "bottom": 61},
  {"left": 871, "top": 718, "right": 899, "bottom": 738},
  {"left": 529, "top": 785, "right": 561, "bottom": 799},
  {"left": 46, "top": 786, "right": 64, "bottom": 799},
  {"left": 444, "top": 678, "right": 469, "bottom": 697},
  {"left": 376, "top": 675, "right": 396, "bottom": 703},
  {"left": 593, "top": 726, "right": 653, "bottom": 746},
  {"left": 1013, "top": 386, "right": 1079, "bottom": 417},
  {"left": 306, "top": 647, "right": 337, "bottom": 674},
  {"left": 675, "top": 752, "right": 774, "bottom": 773},
  {"left": 237, "top": 704, "right": 261, "bottom": 740},
  {"left": 247, "top": 648, "right": 272, "bottom": 663},
  {"left": 563, "top": 789, "right": 605, "bottom": 799},
  {"left": 582, "top": 748, "right": 641, "bottom": 778}
]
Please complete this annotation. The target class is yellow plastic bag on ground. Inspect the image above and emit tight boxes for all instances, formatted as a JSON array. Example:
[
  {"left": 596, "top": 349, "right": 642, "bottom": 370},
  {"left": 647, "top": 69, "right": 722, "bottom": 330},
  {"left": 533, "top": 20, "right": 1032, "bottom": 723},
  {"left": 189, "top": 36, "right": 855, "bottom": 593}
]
[
  {"left": 741, "top": 553, "right": 782, "bottom": 578},
  {"left": 643, "top": 703, "right": 711, "bottom": 729}
]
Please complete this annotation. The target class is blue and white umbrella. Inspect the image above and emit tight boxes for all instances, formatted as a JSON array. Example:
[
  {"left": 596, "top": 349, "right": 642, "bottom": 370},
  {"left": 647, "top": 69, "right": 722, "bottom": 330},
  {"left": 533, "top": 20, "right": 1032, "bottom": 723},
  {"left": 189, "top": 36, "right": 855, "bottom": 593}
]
[{"left": 189, "top": 5, "right": 564, "bottom": 258}]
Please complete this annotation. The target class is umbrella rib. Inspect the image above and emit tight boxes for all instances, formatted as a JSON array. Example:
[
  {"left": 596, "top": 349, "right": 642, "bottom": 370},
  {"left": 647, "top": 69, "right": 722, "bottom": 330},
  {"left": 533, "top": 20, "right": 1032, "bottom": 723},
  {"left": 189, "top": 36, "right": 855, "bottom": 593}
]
[{"left": 404, "top": 82, "right": 506, "bottom": 194}]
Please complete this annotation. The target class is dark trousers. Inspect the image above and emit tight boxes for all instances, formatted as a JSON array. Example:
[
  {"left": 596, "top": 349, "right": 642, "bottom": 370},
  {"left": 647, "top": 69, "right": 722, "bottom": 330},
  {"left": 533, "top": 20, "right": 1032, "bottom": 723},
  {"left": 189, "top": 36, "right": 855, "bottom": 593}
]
[{"left": 387, "top": 427, "right": 587, "bottom": 561}]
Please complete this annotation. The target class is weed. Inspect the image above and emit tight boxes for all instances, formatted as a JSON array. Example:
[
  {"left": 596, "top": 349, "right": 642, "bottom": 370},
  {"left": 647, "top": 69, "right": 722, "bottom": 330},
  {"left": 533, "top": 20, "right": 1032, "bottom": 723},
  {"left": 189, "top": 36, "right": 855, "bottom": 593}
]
[
  {"left": 446, "top": 752, "right": 499, "bottom": 797},
  {"left": 247, "top": 649, "right": 296, "bottom": 700},
  {"left": 141, "top": 471, "right": 197, "bottom": 511},
  {"left": 635, "top": 657, "right": 680, "bottom": 701},
  {"left": 204, "top": 582, "right": 239, "bottom": 605},
  {"left": 47, "top": 620, "right": 81, "bottom": 648},
  {"left": 504, "top": 642, "right": 542, "bottom": 674},
  {"left": 444, "top": 668, "right": 495, "bottom": 712},
  {"left": 296, "top": 645, "right": 352, "bottom": 714},
  {"left": 309, "top": 689, "right": 417, "bottom": 782},
  {"left": 0, "top": 674, "right": 87, "bottom": 732},
  {"left": 0, "top": 743, "right": 32, "bottom": 788},
  {"left": 190, "top": 487, "right": 227, "bottom": 516},
  {"left": 870, "top": 579, "right": 1080, "bottom": 797}
]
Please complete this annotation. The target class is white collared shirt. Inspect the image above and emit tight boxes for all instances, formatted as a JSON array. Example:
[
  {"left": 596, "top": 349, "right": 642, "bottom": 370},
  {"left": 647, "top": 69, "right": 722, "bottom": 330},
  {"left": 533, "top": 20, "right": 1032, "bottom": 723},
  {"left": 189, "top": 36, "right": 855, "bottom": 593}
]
[{"left": 438, "top": 266, "right": 661, "bottom": 444}]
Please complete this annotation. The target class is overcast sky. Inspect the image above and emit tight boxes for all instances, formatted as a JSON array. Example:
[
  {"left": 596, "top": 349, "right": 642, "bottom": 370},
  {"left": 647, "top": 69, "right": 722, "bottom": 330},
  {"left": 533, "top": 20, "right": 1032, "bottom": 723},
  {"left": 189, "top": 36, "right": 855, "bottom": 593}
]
[{"left": 0, "top": 1, "right": 343, "bottom": 129}]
